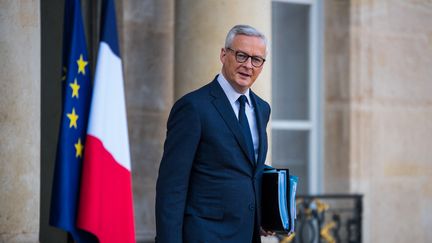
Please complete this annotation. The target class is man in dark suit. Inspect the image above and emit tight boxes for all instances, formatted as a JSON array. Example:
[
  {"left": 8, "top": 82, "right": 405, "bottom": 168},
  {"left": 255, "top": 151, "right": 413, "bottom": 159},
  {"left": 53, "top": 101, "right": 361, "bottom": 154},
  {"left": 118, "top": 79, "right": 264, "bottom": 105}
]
[{"left": 156, "top": 24, "right": 272, "bottom": 243}]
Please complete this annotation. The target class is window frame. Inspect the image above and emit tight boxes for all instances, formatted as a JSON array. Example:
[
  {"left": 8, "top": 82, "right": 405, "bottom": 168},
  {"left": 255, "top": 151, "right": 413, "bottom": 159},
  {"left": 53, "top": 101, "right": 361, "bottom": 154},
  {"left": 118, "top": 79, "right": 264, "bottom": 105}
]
[{"left": 271, "top": 0, "right": 324, "bottom": 194}]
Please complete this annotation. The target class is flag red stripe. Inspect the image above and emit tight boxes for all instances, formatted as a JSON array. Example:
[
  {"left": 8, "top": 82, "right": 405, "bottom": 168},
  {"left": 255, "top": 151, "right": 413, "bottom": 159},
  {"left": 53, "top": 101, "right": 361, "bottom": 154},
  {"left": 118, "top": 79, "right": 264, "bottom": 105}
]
[{"left": 78, "top": 135, "right": 135, "bottom": 243}]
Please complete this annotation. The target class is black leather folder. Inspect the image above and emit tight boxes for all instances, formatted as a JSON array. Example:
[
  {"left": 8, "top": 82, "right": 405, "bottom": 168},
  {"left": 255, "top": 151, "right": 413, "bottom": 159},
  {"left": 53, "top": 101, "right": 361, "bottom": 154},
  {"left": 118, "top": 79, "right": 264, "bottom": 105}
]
[{"left": 261, "top": 167, "right": 297, "bottom": 233}]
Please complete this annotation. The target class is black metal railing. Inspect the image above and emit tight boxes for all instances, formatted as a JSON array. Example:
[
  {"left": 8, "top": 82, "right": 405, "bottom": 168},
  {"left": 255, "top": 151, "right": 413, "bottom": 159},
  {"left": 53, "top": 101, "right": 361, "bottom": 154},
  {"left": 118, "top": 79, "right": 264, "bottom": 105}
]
[{"left": 276, "top": 194, "right": 363, "bottom": 243}]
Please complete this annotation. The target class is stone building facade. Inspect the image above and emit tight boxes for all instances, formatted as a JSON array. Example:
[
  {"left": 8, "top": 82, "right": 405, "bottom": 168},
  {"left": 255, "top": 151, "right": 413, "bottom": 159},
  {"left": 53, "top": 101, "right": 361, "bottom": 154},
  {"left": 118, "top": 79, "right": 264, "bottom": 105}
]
[{"left": 0, "top": 0, "right": 431, "bottom": 242}]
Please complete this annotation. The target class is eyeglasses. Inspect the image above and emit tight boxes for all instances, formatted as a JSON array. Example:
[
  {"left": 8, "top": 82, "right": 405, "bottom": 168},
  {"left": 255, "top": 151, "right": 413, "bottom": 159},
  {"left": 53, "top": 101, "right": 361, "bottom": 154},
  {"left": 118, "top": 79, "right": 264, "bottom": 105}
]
[{"left": 226, "top": 47, "right": 266, "bottom": 68}]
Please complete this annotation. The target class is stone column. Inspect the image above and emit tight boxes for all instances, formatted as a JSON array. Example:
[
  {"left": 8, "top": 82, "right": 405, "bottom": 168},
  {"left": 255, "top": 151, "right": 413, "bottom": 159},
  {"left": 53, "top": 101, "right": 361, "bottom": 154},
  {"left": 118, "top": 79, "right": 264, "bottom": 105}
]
[
  {"left": 324, "top": 0, "right": 351, "bottom": 193},
  {"left": 121, "top": 0, "right": 174, "bottom": 241},
  {"left": 174, "top": 0, "right": 272, "bottom": 102},
  {"left": 349, "top": 1, "right": 432, "bottom": 242},
  {"left": 321, "top": 0, "right": 432, "bottom": 242},
  {"left": 0, "top": 1, "right": 41, "bottom": 242}
]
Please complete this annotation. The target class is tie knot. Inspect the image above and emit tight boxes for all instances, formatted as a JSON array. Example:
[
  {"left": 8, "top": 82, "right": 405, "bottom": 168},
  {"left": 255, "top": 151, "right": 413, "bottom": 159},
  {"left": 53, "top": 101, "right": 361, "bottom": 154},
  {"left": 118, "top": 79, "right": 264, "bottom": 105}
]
[{"left": 238, "top": 95, "right": 248, "bottom": 106}]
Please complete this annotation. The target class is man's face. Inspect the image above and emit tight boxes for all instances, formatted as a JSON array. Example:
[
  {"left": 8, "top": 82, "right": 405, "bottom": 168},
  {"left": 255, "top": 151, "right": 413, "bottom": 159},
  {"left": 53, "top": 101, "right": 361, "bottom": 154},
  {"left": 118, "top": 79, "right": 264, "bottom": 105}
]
[{"left": 220, "top": 35, "right": 266, "bottom": 93}]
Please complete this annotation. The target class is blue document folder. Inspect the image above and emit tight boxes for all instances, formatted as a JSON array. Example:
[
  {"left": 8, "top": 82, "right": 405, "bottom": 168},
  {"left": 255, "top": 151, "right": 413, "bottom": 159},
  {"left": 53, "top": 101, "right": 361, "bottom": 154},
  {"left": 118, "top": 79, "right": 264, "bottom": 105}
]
[{"left": 261, "top": 167, "right": 298, "bottom": 233}]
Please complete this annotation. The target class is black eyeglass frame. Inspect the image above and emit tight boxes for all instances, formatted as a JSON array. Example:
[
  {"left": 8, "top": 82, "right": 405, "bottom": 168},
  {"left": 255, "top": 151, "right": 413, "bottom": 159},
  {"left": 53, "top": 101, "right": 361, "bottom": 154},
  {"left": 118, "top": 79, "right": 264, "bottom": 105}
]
[{"left": 226, "top": 47, "right": 266, "bottom": 68}]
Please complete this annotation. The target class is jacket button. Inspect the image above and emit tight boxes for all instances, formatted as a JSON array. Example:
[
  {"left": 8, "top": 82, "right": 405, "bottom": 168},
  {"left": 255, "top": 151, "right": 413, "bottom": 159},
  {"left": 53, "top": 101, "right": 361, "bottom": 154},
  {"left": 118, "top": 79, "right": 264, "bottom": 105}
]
[{"left": 249, "top": 204, "right": 255, "bottom": 211}]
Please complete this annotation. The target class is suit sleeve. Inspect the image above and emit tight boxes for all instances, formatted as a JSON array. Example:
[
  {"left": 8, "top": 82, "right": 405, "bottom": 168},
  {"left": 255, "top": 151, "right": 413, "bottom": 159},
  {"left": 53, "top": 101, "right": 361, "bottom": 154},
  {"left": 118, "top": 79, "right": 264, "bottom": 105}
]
[{"left": 155, "top": 97, "right": 201, "bottom": 243}]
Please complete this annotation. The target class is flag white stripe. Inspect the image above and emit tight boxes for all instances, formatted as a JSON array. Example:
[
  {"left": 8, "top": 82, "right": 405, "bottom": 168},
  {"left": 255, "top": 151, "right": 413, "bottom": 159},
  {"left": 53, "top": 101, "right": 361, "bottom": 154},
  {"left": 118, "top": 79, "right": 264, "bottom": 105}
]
[{"left": 87, "top": 42, "right": 131, "bottom": 171}]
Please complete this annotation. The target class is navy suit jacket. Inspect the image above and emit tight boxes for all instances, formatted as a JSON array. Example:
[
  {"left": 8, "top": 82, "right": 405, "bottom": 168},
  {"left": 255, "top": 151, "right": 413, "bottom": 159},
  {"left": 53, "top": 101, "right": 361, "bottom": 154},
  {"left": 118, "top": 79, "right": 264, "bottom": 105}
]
[{"left": 156, "top": 77, "right": 271, "bottom": 243}]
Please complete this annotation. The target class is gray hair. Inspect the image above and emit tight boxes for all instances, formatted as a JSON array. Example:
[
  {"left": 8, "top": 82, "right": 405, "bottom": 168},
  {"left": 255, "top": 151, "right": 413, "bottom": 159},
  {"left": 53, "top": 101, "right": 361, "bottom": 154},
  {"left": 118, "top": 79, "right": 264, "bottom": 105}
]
[{"left": 224, "top": 25, "right": 268, "bottom": 54}]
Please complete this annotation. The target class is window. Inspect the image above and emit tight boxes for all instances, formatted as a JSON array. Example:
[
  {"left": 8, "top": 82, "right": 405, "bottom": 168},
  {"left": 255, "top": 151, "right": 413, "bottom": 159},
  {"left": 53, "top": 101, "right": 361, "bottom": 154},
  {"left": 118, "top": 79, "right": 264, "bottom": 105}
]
[{"left": 271, "top": 0, "right": 323, "bottom": 194}]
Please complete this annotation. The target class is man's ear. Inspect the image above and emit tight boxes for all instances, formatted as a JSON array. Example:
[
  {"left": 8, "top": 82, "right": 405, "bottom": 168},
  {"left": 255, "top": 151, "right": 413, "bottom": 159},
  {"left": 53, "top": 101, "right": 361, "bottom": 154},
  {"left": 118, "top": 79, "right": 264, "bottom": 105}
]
[{"left": 220, "top": 48, "right": 226, "bottom": 63}]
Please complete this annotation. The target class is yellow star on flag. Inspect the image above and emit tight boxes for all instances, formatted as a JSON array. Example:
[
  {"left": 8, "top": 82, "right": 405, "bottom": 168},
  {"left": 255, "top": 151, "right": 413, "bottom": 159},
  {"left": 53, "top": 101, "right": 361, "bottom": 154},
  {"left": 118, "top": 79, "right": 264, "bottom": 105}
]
[
  {"left": 75, "top": 138, "right": 84, "bottom": 158},
  {"left": 67, "top": 108, "right": 79, "bottom": 129},
  {"left": 77, "top": 54, "right": 88, "bottom": 75},
  {"left": 70, "top": 78, "right": 80, "bottom": 98}
]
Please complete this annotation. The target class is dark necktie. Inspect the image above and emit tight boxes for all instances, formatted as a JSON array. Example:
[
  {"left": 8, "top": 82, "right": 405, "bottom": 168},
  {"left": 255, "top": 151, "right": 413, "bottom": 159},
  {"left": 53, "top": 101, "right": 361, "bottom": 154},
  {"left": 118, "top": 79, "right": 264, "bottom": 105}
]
[{"left": 238, "top": 95, "right": 255, "bottom": 162}]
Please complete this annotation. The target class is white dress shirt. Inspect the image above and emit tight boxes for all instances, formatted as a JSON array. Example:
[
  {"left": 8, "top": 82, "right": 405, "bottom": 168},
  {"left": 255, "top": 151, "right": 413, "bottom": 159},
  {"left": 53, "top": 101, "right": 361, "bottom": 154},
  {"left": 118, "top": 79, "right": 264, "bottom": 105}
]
[{"left": 217, "top": 74, "right": 259, "bottom": 161}]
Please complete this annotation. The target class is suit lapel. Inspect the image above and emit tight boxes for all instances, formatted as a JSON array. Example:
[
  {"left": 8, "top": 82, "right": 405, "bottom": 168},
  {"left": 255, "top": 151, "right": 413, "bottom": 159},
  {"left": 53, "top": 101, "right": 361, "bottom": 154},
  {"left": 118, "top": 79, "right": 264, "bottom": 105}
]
[
  {"left": 250, "top": 91, "right": 267, "bottom": 166},
  {"left": 209, "top": 80, "right": 256, "bottom": 165}
]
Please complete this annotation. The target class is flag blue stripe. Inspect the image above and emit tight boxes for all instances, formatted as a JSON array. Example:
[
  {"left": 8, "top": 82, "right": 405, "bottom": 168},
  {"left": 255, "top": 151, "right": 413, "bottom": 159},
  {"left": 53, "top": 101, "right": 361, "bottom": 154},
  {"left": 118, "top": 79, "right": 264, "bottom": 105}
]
[{"left": 100, "top": 0, "right": 120, "bottom": 57}]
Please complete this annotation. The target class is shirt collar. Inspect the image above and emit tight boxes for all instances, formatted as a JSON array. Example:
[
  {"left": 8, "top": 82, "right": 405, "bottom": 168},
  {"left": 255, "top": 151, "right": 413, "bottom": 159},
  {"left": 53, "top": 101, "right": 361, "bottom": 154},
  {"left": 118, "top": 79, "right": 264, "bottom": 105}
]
[{"left": 217, "top": 73, "right": 252, "bottom": 107}]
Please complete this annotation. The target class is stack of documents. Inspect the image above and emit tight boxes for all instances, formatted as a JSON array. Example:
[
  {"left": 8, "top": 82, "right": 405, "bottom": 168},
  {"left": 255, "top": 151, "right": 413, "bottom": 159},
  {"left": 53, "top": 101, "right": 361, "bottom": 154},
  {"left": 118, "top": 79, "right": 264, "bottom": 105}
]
[{"left": 261, "top": 167, "right": 298, "bottom": 234}]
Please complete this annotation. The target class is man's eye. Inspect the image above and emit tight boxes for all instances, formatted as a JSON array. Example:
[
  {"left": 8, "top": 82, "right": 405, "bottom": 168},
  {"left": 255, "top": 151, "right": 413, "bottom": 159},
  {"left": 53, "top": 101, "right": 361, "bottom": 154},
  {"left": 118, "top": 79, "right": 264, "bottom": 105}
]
[
  {"left": 237, "top": 53, "right": 248, "bottom": 60},
  {"left": 252, "top": 57, "right": 262, "bottom": 62}
]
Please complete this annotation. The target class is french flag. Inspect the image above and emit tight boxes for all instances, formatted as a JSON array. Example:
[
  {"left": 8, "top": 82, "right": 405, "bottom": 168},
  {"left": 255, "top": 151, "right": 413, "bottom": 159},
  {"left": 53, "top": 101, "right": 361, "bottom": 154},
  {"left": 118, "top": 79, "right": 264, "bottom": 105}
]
[{"left": 77, "top": 0, "right": 136, "bottom": 242}]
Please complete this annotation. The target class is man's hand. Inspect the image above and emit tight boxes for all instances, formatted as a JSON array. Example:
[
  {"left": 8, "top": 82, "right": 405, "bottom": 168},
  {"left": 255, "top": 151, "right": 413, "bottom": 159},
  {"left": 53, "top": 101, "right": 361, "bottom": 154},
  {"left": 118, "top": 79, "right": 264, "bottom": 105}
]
[{"left": 260, "top": 227, "right": 276, "bottom": 237}]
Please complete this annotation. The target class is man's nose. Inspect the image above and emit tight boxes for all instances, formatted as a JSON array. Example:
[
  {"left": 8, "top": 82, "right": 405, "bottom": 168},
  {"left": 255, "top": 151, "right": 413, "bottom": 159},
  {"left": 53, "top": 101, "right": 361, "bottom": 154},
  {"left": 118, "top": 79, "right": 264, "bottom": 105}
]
[{"left": 242, "top": 57, "right": 253, "bottom": 68}]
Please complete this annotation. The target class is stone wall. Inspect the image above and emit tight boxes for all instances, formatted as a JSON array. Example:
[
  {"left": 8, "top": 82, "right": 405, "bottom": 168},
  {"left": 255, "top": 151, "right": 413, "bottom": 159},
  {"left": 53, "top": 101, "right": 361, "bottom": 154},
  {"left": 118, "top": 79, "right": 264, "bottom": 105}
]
[
  {"left": 350, "top": 1, "right": 432, "bottom": 242},
  {"left": 0, "top": 1, "right": 41, "bottom": 242},
  {"left": 325, "top": 0, "right": 432, "bottom": 242}
]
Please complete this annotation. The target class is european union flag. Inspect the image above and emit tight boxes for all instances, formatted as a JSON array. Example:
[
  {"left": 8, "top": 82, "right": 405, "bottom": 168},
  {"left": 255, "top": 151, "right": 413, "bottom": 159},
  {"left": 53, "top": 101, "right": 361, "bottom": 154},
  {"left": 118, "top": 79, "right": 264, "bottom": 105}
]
[{"left": 50, "top": 0, "right": 97, "bottom": 242}]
